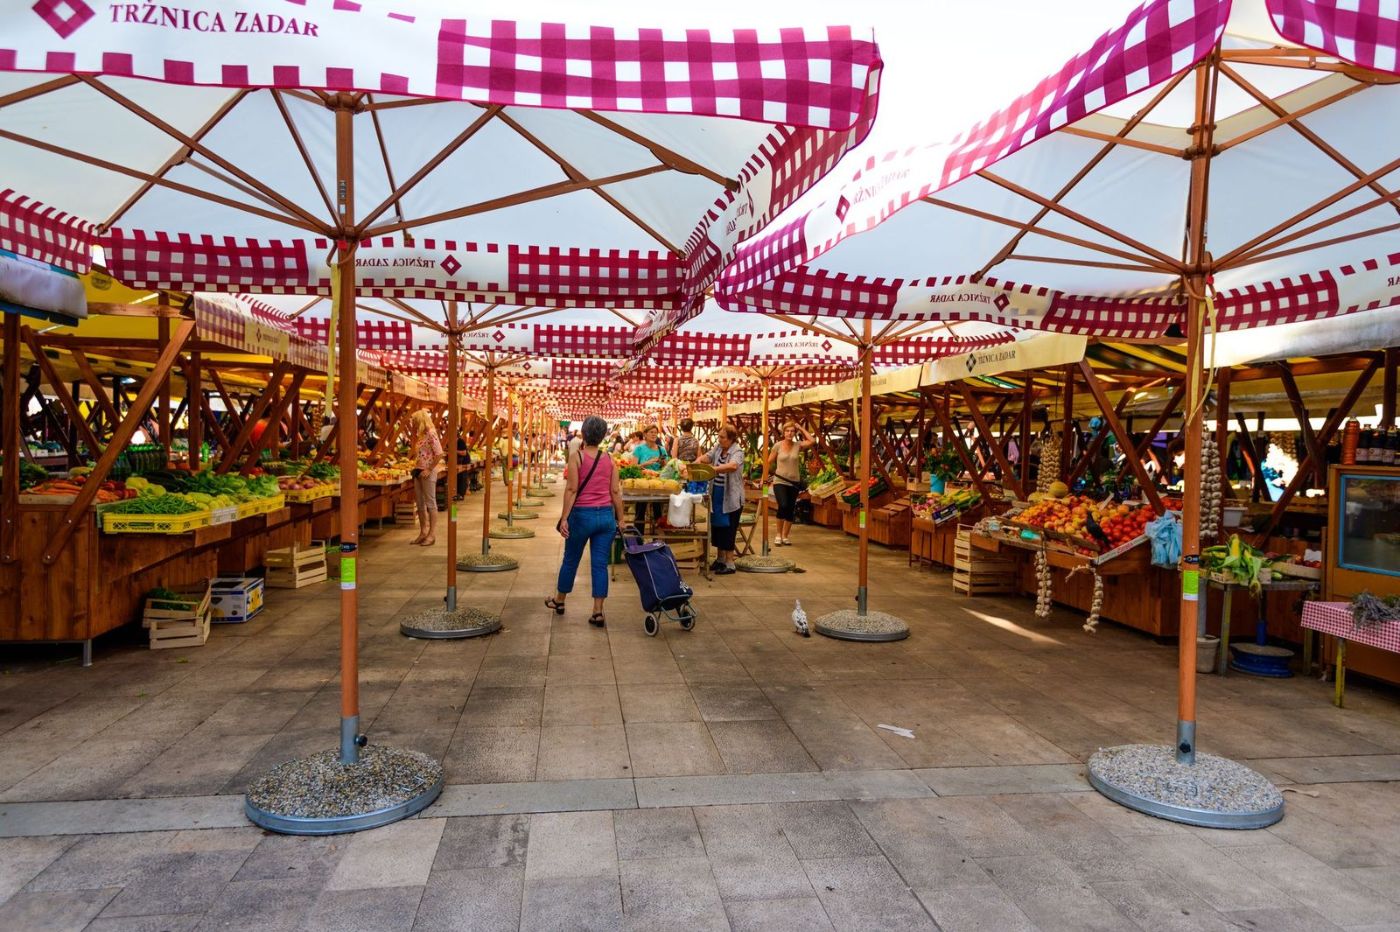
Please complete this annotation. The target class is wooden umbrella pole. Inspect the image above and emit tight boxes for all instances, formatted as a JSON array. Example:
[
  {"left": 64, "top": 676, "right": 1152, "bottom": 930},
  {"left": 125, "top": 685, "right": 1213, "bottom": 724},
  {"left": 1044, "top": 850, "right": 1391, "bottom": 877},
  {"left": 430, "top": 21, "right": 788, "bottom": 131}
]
[
  {"left": 332, "top": 98, "right": 362, "bottom": 765},
  {"left": 445, "top": 309, "right": 460, "bottom": 610},
  {"left": 480, "top": 364, "right": 496, "bottom": 554},
  {"left": 504, "top": 389, "right": 516, "bottom": 525},
  {"left": 759, "top": 375, "right": 771, "bottom": 555},
  {"left": 1, "top": 312, "right": 20, "bottom": 563},
  {"left": 858, "top": 320, "right": 873, "bottom": 616}
]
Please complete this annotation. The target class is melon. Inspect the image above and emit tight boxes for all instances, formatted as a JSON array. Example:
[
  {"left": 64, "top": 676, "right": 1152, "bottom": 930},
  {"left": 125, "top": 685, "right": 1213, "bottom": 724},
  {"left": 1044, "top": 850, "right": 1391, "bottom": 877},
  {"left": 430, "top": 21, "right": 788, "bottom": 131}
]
[{"left": 1047, "top": 481, "right": 1070, "bottom": 499}]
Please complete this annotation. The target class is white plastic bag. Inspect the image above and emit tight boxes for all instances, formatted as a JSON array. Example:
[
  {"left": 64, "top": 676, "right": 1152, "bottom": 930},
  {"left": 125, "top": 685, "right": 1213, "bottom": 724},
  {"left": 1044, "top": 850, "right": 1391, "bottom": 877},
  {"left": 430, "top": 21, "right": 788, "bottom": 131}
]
[{"left": 667, "top": 492, "right": 694, "bottom": 528}]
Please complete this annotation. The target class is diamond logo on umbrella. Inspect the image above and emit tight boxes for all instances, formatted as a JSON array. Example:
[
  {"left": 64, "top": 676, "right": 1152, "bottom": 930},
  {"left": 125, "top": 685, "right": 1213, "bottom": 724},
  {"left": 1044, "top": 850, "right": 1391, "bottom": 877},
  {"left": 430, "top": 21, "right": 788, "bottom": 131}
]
[
  {"left": 993, "top": 293, "right": 1011, "bottom": 312},
  {"left": 439, "top": 254, "right": 461, "bottom": 277},
  {"left": 492, "top": 330, "right": 505, "bottom": 343},
  {"left": 821, "top": 340, "right": 833, "bottom": 352},
  {"left": 32, "top": 0, "right": 94, "bottom": 37}
]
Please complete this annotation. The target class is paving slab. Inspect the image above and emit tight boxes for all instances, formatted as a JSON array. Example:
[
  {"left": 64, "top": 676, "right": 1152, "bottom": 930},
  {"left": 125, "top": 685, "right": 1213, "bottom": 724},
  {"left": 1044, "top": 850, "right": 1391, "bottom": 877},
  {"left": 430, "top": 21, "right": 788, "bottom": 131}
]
[{"left": 430, "top": 778, "right": 635, "bottom": 817}]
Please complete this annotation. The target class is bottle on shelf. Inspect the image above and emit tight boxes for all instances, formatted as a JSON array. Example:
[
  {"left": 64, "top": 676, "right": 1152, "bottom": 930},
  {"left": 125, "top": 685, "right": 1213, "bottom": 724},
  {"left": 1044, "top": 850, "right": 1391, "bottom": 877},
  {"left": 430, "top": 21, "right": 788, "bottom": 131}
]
[
  {"left": 1368, "top": 427, "right": 1385, "bottom": 464},
  {"left": 1342, "top": 419, "right": 1361, "bottom": 464},
  {"left": 1357, "top": 427, "right": 1374, "bottom": 464}
]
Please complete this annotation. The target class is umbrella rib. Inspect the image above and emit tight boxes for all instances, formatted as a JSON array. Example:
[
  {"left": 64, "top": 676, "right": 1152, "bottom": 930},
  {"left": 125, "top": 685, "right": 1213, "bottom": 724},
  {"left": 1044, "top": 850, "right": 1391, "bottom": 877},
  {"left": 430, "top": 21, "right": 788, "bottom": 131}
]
[
  {"left": 363, "top": 165, "right": 672, "bottom": 238},
  {"left": 1232, "top": 219, "right": 1400, "bottom": 270},
  {"left": 495, "top": 111, "right": 684, "bottom": 256},
  {"left": 289, "top": 296, "right": 325, "bottom": 319},
  {"left": 0, "top": 128, "right": 324, "bottom": 233},
  {"left": 575, "top": 110, "right": 738, "bottom": 190},
  {"left": 354, "top": 104, "right": 502, "bottom": 235},
  {"left": 383, "top": 297, "right": 449, "bottom": 334},
  {"left": 974, "top": 70, "right": 1188, "bottom": 280},
  {"left": 978, "top": 170, "right": 1181, "bottom": 269},
  {"left": 78, "top": 76, "right": 328, "bottom": 233},
  {"left": 0, "top": 75, "right": 81, "bottom": 110},
  {"left": 1007, "top": 253, "right": 1171, "bottom": 274},
  {"left": 1217, "top": 64, "right": 1396, "bottom": 215},
  {"left": 100, "top": 89, "right": 250, "bottom": 233},
  {"left": 271, "top": 89, "right": 337, "bottom": 223},
  {"left": 923, "top": 196, "right": 1180, "bottom": 272},
  {"left": 366, "top": 94, "right": 408, "bottom": 230},
  {"left": 1215, "top": 151, "right": 1400, "bottom": 268}
]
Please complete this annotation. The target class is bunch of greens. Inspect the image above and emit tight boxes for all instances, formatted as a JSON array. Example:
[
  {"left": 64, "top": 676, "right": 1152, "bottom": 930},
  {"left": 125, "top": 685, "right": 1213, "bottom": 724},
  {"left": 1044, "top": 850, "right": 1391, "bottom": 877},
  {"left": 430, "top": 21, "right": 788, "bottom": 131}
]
[{"left": 107, "top": 495, "right": 202, "bottom": 515}]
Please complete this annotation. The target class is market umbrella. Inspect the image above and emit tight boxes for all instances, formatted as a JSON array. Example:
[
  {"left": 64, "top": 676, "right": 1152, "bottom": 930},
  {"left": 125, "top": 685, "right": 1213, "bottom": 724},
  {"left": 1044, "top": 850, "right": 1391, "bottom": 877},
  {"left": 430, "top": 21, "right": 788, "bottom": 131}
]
[
  {"left": 713, "top": 0, "right": 1400, "bottom": 827},
  {"left": 0, "top": 3, "right": 880, "bottom": 834}
]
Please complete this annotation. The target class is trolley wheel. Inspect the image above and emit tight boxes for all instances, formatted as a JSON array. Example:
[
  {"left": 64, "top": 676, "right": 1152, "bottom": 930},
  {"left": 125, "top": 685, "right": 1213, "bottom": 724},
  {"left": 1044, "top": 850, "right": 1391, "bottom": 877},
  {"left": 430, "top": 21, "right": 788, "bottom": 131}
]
[
  {"left": 643, "top": 615, "right": 659, "bottom": 637},
  {"left": 678, "top": 605, "right": 697, "bottom": 631}
]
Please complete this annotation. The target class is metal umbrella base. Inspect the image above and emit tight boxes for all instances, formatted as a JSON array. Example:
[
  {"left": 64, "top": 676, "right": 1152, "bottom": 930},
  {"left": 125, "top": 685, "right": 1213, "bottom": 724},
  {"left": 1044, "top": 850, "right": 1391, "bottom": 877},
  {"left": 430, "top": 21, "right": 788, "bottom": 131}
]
[
  {"left": 516, "top": 498, "right": 545, "bottom": 508},
  {"left": 400, "top": 607, "right": 502, "bottom": 639},
  {"left": 529, "top": 487, "right": 555, "bottom": 497},
  {"left": 814, "top": 609, "right": 910, "bottom": 642},
  {"left": 1087, "top": 745, "right": 1284, "bottom": 829},
  {"left": 245, "top": 745, "right": 443, "bottom": 836},
  {"left": 458, "top": 552, "right": 519, "bottom": 572},
  {"left": 489, "top": 524, "right": 535, "bottom": 539},
  {"left": 735, "top": 554, "right": 795, "bottom": 573},
  {"left": 497, "top": 510, "right": 539, "bottom": 520}
]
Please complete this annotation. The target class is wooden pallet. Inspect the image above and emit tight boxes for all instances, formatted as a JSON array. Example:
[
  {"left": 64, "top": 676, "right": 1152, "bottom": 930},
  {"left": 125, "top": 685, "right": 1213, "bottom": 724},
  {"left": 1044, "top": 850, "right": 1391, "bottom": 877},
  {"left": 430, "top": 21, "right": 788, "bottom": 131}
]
[
  {"left": 149, "top": 609, "right": 211, "bottom": 649},
  {"left": 952, "top": 570, "right": 1017, "bottom": 595}
]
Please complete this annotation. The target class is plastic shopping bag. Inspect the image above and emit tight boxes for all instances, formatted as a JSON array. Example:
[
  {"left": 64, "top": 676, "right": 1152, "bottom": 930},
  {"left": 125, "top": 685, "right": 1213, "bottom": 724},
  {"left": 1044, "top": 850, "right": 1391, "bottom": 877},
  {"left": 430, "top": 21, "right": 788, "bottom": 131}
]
[{"left": 667, "top": 492, "right": 694, "bottom": 528}]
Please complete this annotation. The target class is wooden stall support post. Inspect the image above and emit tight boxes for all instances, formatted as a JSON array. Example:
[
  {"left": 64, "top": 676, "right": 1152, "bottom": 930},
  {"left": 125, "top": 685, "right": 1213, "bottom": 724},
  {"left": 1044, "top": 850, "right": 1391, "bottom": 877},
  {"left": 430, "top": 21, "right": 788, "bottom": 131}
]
[
  {"left": 1076, "top": 362, "right": 1164, "bottom": 513},
  {"left": 157, "top": 314, "right": 172, "bottom": 463},
  {"left": 1, "top": 313, "right": 19, "bottom": 562},
  {"left": 187, "top": 352, "right": 202, "bottom": 470},
  {"left": 242, "top": 370, "right": 306, "bottom": 475},
  {"left": 445, "top": 308, "right": 460, "bottom": 609},
  {"left": 42, "top": 320, "right": 194, "bottom": 564},
  {"left": 20, "top": 329, "right": 105, "bottom": 461},
  {"left": 957, "top": 382, "right": 1025, "bottom": 499},
  {"left": 330, "top": 97, "right": 364, "bottom": 765},
  {"left": 759, "top": 375, "right": 771, "bottom": 555},
  {"left": 1020, "top": 377, "right": 1033, "bottom": 488},
  {"left": 857, "top": 322, "right": 873, "bottom": 615},
  {"left": 480, "top": 364, "right": 496, "bottom": 554},
  {"left": 1381, "top": 348, "right": 1397, "bottom": 429},
  {"left": 504, "top": 389, "right": 515, "bottom": 525},
  {"left": 216, "top": 362, "right": 290, "bottom": 473}
]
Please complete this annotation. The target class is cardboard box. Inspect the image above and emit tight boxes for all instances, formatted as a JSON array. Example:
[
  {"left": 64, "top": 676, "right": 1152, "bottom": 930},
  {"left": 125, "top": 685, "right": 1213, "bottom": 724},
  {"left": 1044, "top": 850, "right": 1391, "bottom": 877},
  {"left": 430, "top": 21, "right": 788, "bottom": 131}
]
[{"left": 210, "top": 576, "right": 265, "bottom": 623}]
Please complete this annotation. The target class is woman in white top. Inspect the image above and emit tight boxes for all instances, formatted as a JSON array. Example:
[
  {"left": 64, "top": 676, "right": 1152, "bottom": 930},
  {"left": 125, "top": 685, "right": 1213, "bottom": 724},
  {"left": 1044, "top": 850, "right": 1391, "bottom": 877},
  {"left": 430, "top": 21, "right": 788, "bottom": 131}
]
[{"left": 767, "top": 421, "right": 814, "bottom": 546}]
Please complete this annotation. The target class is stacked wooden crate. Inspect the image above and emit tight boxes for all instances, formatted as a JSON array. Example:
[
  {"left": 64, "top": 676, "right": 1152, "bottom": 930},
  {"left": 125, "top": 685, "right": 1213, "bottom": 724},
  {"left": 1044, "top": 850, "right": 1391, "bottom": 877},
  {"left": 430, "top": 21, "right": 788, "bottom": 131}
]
[
  {"left": 952, "top": 527, "right": 1018, "bottom": 595},
  {"left": 143, "top": 581, "right": 212, "bottom": 649},
  {"left": 265, "top": 542, "right": 329, "bottom": 589}
]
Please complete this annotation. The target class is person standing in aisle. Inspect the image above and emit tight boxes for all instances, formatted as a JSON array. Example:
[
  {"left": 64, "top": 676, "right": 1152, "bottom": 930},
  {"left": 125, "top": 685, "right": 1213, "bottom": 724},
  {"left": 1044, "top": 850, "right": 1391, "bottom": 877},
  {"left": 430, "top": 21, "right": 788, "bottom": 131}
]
[
  {"left": 769, "top": 421, "right": 814, "bottom": 546},
  {"left": 632, "top": 424, "right": 667, "bottom": 529},
  {"left": 410, "top": 409, "right": 443, "bottom": 546},
  {"left": 673, "top": 418, "right": 700, "bottom": 463},
  {"left": 699, "top": 424, "right": 745, "bottom": 574},
  {"left": 547, "top": 415, "right": 625, "bottom": 628}
]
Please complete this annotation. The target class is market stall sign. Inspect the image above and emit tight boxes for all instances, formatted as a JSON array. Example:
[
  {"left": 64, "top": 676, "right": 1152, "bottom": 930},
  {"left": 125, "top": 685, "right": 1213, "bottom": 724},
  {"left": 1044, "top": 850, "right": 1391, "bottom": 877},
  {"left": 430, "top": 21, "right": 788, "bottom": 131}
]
[
  {"left": 923, "top": 334, "right": 1086, "bottom": 385},
  {"left": 243, "top": 317, "right": 289, "bottom": 359}
]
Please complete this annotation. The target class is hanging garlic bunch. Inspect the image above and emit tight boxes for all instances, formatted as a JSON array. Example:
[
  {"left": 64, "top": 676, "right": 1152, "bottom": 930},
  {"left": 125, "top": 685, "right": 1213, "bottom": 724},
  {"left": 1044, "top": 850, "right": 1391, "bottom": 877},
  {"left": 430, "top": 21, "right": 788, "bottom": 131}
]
[
  {"left": 1084, "top": 570, "right": 1104, "bottom": 634},
  {"left": 1200, "top": 426, "right": 1222, "bottom": 541},
  {"left": 1034, "top": 550, "right": 1053, "bottom": 618},
  {"left": 1037, "top": 428, "right": 1062, "bottom": 494},
  {"left": 310, "top": 402, "right": 325, "bottom": 438}
]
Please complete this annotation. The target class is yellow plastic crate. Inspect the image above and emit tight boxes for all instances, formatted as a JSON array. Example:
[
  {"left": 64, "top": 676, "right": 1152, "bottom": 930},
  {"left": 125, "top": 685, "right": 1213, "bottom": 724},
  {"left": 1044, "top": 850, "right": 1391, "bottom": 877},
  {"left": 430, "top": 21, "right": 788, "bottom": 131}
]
[
  {"left": 236, "top": 495, "right": 286, "bottom": 518},
  {"left": 283, "top": 485, "right": 335, "bottom": 504},
  {"left": 102, "top": 509, "right": 214, "bottom": 534}
]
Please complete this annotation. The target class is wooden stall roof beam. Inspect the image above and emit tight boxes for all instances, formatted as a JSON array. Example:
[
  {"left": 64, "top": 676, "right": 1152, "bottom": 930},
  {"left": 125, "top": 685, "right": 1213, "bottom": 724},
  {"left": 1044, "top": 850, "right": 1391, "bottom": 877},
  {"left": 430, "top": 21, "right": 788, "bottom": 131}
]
[
  {"left": 241, "top": 370, "right": 306, "bottom": 476},
  {"left": 21, "top": 328, "right": 105, "bottom": 458},
  {"left": 932, "top": 392, "right": 995, "bottom": 501},
  {"left": 216, "top": 361, "right": 290, "bottom": 473},
  {"left": 42, "top": 320, "right": 194, "bottom": 564},
  {"left": 1067, "top": 384, "right": 1130, "bottom": 484},
  {"left": 957, "top": 382, "right": 1024, "bottom": 498},
  {"left": 1077, "top": 360, "right": 1163, "bottom": 512},
  {"left": 1114, "top": 380, "right": 1187, "bottom": 483},
  {"left": 1257, "top": 357, "right": 1380, "bottom": 539},
  {"left": 1233, "top": 413, "right": 1269, "bottom": 501},
  {"left": 69, "top": 348, "right": 120, "bottom": 429},
  {"left": 1275, "top": 364, "right": 1325, "bottom": 488}
]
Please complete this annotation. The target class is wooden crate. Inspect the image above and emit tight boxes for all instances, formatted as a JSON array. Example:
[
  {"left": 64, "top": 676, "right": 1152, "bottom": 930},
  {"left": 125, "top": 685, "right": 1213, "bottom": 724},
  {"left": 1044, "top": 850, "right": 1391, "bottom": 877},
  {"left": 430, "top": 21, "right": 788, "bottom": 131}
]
[
  {"left": 149, "top": 609, "right": 211, "bottom": 649},
  {"left": 809, "top": 495, "right": 844, "bottom": 528},
  {"left": 141, "top": 580, "right": 211, "bottom": 630},
  {"left": 265, "top": 543, "right": 328, "bottom": 589},
  {"left": 869, "top": 500, "right": 913, "bottom": 549},
  {"left": 952, "top": 570, "right": 1018, "bottom": 595},
  {"left": 952, "top": 527, "right": 1018, "bottom": 595}
]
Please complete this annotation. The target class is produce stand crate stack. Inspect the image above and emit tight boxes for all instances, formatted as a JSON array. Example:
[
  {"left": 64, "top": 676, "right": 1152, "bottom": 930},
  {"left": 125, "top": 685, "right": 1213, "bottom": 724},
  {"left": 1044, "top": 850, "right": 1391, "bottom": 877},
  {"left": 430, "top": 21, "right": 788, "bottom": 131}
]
[
  {"left": 952, "top": 527, "right": 1017, "bottom": 595},
  {"left": 265, "top": 542, "right": 329, "bottom": 589},
  {"left": 142, "top": 580, "right": 213, "bottom": 650}
]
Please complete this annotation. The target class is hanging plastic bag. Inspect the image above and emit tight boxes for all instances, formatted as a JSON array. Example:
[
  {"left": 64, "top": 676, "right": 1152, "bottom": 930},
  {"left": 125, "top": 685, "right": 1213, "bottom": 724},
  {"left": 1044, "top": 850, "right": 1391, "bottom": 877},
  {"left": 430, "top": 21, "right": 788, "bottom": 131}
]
[
  {"left": 1145, "top": 509, "right": 1182, "bottom": 569},
  {"left": 668, "top": 492, "right": 694, "bottom": 528}
]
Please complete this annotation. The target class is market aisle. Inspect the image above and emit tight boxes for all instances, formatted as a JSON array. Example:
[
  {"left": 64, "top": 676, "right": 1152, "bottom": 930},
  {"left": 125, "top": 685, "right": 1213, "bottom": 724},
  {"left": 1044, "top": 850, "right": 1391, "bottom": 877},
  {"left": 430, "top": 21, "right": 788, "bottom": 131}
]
[{"left": 3, "top": 477, "right": 1400, "bottom": 929}]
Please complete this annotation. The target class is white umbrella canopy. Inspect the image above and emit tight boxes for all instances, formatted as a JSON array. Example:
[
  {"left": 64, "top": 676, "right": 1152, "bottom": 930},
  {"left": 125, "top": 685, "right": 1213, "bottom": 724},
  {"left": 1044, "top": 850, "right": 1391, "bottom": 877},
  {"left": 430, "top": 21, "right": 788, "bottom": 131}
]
[
  {"left": 0, "top": 3, "right": 880, "bottom": 322},
  {"left": 715, "top": 0, "right": 1400, "bottom": 339}
]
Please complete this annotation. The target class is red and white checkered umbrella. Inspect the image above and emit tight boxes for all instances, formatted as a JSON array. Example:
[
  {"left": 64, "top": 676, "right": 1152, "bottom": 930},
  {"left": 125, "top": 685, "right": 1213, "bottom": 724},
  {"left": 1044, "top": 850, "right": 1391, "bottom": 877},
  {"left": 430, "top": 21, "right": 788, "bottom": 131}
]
[
  {"left": 0, "top": 3, "right": 880, "bottom": 327},
  {"left": 714, "top": 0, "right": 1400, "bottom": 340}
]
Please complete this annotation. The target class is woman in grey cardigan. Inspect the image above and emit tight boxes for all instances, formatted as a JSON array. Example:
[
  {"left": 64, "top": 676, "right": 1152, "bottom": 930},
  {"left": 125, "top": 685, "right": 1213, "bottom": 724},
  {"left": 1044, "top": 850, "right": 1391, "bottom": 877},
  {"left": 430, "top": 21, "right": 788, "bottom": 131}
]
[{"left": 698, "top": 424, "right": 745, "bottom": 575}]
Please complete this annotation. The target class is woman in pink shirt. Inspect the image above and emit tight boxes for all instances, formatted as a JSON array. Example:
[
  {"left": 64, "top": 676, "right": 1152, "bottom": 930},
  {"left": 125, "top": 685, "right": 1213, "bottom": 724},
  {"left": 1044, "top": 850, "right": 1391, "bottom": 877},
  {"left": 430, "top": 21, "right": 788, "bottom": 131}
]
[
  {"left": 546, "top": 415, "right": 625, "bottom": 628},
  {"left": 410, "top": 409, "right": 443, "bottom": 546}
]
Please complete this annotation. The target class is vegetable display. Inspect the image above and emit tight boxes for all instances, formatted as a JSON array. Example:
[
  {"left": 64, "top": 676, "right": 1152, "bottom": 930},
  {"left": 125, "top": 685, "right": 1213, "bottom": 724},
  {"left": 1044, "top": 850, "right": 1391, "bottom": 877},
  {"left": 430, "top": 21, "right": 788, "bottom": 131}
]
[{"left": 1201, "top": 534, "right": 1269, "bottom": 595}]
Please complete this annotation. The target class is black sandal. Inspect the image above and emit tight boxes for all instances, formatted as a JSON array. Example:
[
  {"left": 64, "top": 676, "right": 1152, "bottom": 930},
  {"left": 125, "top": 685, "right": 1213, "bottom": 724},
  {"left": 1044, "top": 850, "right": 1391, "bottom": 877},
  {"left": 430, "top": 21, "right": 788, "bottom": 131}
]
[
  {"left": 588, "top": 613, "right": 606, "bottom": 628},
  {"left": 545, "top": 598, "right": 565, "bottom": 615}
]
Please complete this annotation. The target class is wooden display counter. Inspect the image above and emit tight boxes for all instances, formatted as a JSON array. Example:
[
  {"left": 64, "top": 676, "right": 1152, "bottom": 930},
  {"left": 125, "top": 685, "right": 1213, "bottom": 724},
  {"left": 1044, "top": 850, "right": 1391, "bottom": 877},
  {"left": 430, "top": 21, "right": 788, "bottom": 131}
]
[
  {"left": 809, "top": 495, "right": 843, "bottom": 528},
  {"left": 910, "top": 506, "right": 984, "bottom": 569}
]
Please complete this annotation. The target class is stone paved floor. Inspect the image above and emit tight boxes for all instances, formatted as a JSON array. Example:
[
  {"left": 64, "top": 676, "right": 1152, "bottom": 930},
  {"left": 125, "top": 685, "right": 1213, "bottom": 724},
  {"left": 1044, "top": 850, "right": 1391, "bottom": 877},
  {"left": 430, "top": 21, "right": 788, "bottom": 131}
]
[{"left": 4, "top": 478, "right": 1400, "bottom": 930}]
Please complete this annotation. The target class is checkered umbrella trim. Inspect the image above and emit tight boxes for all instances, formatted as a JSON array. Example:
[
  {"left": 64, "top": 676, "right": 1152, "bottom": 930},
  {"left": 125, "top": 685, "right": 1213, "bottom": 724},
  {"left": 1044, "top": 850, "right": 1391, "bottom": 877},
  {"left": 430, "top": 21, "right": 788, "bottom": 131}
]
[
  {"left": 1302, "top": 601, "right": 1400, "bottom": 654},
  {"left": 1268, "top": 0, "right": 1400, "bottom": 75},
  {"left": 7, "top": 7, "right": 878, "bottom": 131},
  {"left": 714, "top": 0, "right": 1231, "bottom": 328},
  {"left": 0, "top": 189, "right": 95, "bottom": 272}
]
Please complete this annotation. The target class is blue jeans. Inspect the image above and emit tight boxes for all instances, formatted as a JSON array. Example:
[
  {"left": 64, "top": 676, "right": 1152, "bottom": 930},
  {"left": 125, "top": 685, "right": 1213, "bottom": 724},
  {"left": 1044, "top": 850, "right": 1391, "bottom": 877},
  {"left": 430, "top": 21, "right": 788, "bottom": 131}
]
[{"left": 557, "top": 506, "right": 616, "bottom": 599}]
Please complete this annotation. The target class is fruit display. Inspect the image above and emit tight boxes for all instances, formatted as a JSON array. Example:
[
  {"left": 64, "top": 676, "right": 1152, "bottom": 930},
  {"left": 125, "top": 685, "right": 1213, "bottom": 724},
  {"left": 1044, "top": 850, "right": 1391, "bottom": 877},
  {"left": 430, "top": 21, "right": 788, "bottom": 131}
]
[
  {"left": 912, "top": 489, "right": 982, "bottom": 521},
  {"left": 22, "top": 477, "right": 133, "bottom": 502},
  {"left": 359, "top": 466, "right": 410, "bottom": 483},
  {"left": 1015, "top": 495, "right": 1156, "bottom": 549},
  {"left": 622, "top": 477, "right": 683, "bottom": 494}
]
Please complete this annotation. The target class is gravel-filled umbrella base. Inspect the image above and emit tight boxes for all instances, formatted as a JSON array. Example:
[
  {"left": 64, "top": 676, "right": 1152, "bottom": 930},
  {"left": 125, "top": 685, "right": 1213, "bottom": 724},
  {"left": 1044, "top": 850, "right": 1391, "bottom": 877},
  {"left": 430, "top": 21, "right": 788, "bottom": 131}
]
[
  {"left": 515, "top": 498, "right": 545, "bottom": 508},
  {"left": 736, "top": 554, "right": 795, "bottom": 573},
  {"left": 489, "top": 524, "right": 536, "bottom": 539},
  {"left": 529, "top": 487, "right": 555, "bottom": 497},
  {"left": 400, "top": 607, "right": 502, "bottom": 639},
  {"left": 1087, "top": 745, "right": 1284, "bottom": 829},
  {"left": 815, "top": 609, "right": 910, "bottom": 641},
  {"left": 457, "top": 552, "right": 519, "bottom": 572},
  {"left": 245, "top": 746, "right": 443, "bottom": 835},
  {"left": 497, "top": 510, "right": 539, "bottom": 520}
]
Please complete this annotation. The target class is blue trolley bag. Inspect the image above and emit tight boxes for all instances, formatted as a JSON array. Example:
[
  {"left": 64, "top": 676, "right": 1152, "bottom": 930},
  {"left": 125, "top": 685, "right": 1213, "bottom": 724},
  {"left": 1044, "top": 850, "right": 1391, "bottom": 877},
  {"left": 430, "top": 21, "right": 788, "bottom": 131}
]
[{"left": 620, "top": 526, "right": 697, "bottom": 636}]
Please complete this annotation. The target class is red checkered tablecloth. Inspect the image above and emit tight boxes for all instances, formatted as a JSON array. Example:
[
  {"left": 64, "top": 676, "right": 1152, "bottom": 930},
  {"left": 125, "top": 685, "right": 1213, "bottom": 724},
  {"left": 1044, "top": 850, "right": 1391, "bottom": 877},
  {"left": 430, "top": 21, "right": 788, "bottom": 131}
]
[{"left": 1302, "top": 602, "right": 1400, "bottom": 654}]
